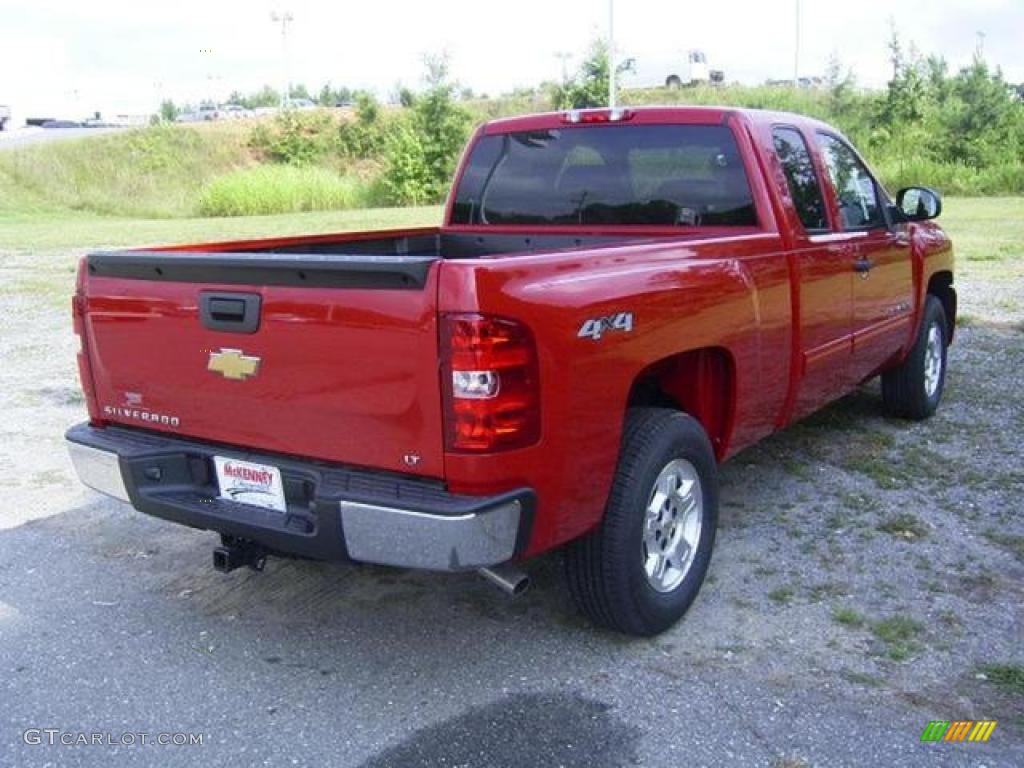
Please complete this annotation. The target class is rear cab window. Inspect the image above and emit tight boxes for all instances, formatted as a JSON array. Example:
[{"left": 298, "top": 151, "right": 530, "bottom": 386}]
[
  {"left": 772, "top": 127, "right": 829, "bottom": 233},
  {"left": 450, "top": 124, "right": 758, "bottom": 228}
]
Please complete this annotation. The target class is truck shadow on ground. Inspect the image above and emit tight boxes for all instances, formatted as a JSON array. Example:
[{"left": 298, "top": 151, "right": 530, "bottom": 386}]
[{"left": 356, "top": 692, "right": 641, "bottom": 768}]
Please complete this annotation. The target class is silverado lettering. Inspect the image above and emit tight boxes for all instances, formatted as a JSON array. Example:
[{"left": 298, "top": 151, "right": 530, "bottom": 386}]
[
  {"left": 102, "top": 406, "right": 180, "bottom": 427},
  {"left": 67, "top": 107, "right": 954, "bottom": 636}
]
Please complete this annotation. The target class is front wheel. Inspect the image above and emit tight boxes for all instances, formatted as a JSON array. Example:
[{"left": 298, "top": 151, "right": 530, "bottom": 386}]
[
  {"left": 881, "top": 295, "right": 948, "bottom": 420},
  {"left": 565, "top": 408, "right": 718, "bottom": 636}
]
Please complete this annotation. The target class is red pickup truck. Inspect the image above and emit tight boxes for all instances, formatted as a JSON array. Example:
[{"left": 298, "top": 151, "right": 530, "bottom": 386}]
[{"left": 67, "top": 107, "right": 954, "bottom": 635}]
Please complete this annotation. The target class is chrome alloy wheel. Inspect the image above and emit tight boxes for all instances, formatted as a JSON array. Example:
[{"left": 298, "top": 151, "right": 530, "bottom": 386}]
[
  {"left": 923, "top": 324, "right": 943, "bottom": 398},
  {"left": 642, "top": 459, "right": 703, "bottom": 593}
]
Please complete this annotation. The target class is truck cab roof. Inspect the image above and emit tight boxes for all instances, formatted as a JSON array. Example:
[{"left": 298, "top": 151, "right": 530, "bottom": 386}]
[{"left": 480, "top": 105, "right": 837, "bottom": 136}]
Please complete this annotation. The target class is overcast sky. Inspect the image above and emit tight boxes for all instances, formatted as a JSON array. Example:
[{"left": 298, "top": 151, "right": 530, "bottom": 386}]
[{"left": 1, "top": 0, "right": 1021, "bottom": 120}]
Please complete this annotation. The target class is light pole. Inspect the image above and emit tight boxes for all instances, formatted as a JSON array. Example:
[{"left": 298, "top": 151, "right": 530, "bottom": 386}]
[
  {"left": 608, "top": 0, "right": 617, "bottom": 108},
  {"left": 271, "top": 10, "right": 294, "bottom": 108},
  {"left": 555, "top": 51, "right": 572, "bottom": 85},
  {"left": 793, "top": 0, "right": 801, "bottom": 87}
]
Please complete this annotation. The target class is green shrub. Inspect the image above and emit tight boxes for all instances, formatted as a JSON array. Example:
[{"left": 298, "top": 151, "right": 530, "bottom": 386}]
[
  {"left": 380, "top": 121, "right": 434, "bottom": 205},
  {"left": 248, "top": 109, "right": 337, "bottom": 166},
  {"left": 381, "top": 57, "right": 472, "bottom": 206},
  {"left": 197, "top": 165, "right": 375, "bottom": 217},
  {"left": 872, "top": 155, "right": 1024, "bottom": 196},
  {"left": 337, "top": 93, "right": 393, "bottom": 159}
]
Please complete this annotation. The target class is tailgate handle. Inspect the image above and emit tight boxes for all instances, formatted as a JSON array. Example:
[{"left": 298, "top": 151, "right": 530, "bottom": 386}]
[
  {"left": 200, "top": 292, "right": 261, "bottom": 334},
  {"left": 210, "top": 298, "right": 245, "bottom": 319}
]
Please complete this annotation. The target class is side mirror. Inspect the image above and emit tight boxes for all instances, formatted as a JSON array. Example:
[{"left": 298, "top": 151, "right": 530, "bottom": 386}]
[{"left": 896, "top": 187, "right": 942, "bottom": 221}]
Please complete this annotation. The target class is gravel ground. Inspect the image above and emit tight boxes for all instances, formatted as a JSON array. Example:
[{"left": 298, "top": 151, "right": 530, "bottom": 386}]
[{"left": 0, "top": 246, "right": 1021, "bottom": 768}]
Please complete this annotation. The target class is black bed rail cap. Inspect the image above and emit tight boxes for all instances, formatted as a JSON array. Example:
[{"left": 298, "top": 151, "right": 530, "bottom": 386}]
[{"left": 86, "top": 250, "right": 438, "bottom": 290}]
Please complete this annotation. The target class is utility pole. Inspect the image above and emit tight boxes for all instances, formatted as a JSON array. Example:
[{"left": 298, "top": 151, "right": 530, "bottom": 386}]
[
  {"left": 608, "top": 0, "right": 617, "bottom": 108},
  {"left": 271, "top": 10, "right": 294, "bottom": 108},
  {"left": 793, "top": 0, "right": 801, "bottom": 87},
  {"left": 976, "top": 30, "right": 986, "bottom": 58}
]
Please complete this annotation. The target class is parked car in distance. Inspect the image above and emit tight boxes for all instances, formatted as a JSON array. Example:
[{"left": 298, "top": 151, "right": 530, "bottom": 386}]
[
  {"left": 283, "top": 97, "right": 317, "bottom": 110},
  {"left": 67, "top": 106, "right": 954, "bottom": 636},
  {"left": 218, "top": 104, "right": 254, "bottom": 120}
]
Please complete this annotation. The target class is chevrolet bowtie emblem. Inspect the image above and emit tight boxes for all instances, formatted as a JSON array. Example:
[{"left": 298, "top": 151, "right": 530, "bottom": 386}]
[{"left": 207, "top": 348, "right": 261, "bottom": 381}]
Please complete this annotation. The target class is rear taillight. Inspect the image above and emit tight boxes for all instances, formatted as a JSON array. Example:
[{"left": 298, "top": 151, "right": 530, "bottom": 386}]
[
  {"left": 73, "top": 257, "right": 102, "bottom": 423},
  {"left": 440, "top": 314, "right": 540, "bottom": 452}
]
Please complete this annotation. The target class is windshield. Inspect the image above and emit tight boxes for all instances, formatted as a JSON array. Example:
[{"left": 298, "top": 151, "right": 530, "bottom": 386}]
[{"left": 450, "top": 123, "right": 757, "bottom": 227}]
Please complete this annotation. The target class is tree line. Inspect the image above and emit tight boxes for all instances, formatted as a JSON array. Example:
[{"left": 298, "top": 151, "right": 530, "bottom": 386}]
[{"left": 159, "top": 34, "right": 1024, "bottom": 200}]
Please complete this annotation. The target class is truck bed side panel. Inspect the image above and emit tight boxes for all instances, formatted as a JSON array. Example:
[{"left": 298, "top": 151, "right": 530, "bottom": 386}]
[{"left": 439, "top": 234, "right": 791, "bottom": 555}]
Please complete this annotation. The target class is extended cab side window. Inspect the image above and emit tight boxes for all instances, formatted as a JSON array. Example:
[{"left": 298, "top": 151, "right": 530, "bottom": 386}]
[
  {"left": 772, "top": 127, "right": 828, "bottom": 232},
  {"left": 816, "top": 133, "right": 885, "bottom": 230}
]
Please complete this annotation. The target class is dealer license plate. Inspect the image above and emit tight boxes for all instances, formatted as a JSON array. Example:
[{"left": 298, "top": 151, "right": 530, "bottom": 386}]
[{"left": 213, "top": 456, "right": 287, "bottom": 513}]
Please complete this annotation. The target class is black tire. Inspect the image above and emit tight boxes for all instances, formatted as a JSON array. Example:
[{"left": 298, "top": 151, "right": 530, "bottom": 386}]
[
  {"left": 665, "top": 75, "right": 683, "bottom": 89},
  {"left": 881, "top": 295, "right": 948, "bottom": 420},
  {"left": 565, "top": 408, "right": 718, "bottom": 636}
]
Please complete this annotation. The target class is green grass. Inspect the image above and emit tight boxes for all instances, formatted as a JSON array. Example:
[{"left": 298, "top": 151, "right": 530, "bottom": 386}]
[
  {"left": 876, "top": 513, "right": 929, "bottom": 541},
  {"left": 0, "top": 123, "right": 1019, "bottom": 278},
  {"left": 197, "top": 165, "right": 377, "bottom": 217},
  {"left": 767, "top": 586, "right": 795, "bottom": 604},
  {"left": 872, "top": 616, "right": 924, "bottom": 661},
  {"left": 942, "top": 197, "right": 1024, "bottom": 270},
  {"left": 983, "top": 531, "right": 1024, "bottom": 562},
  {"left": 0, "top": 204, "right": 440, "bottom": 253},
  {"left": 841, "top": 670, "right": 884, "bottom": 687},
  {"left": 832, "top": 607, "right": 866, "bottom": 628},
  {"left": 0, "top": 122, "right": 253, "bottom": 218},
  {"left": 977, "top": 663, "right": 1024, "bottom": 697}
]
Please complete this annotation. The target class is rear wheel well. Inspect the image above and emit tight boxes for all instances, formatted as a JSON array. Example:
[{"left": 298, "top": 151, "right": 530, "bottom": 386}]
[
  {"left": 627, "top": 347, "right": 735, "bottom": 459},
  {"left": 927, "top": 271, "right": 956, "bottom": 343}
]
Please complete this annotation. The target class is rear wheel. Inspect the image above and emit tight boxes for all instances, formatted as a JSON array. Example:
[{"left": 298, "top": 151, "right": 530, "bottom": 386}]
[
  {"left": 665, "top": 75, "right": 684, "bottom": 89},
  {"left": 565, "top": 408, "right": 718, "bottom": 636},
  {"left": 881, "top": 295, "right": 948, "bottom": 420}
]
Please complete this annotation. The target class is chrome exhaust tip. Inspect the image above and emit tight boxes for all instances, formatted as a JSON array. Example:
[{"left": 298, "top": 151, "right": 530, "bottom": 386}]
[{"left": 478, "top": 565, "right": 530, "bottom": 596}]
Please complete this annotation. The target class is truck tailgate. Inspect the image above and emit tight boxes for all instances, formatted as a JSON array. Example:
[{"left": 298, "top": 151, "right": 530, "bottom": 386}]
[{"left": 80, "top": 251, "right": 445, "bottom": 478}]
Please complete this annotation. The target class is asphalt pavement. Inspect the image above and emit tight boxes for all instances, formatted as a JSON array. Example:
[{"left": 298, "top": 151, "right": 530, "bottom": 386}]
[
  {"left": 0, "top": 126, "right": 127, "bottom": 149},
  {"left": 1, "top": 495, "right": 1013, "bottom": 768}
]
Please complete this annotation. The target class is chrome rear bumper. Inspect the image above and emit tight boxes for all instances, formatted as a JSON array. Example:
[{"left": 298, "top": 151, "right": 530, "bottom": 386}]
[
  {"left": 65, "top": 423, "right": 532, "bottom": 571},
  {"left": 67, "top": 440, "right": 129, "bottom": 502},
  {"left": 340, "top": 499, "right": 522, "bottom": 570}
]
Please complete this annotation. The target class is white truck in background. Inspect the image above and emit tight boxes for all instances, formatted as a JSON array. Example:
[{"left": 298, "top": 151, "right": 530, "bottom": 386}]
[{"left": 622, "top": 50, "right": 724, "bottom": 89}]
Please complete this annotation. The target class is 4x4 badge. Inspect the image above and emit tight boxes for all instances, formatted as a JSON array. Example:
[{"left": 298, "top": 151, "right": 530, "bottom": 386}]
[{"left": 578, "top": 312, "right": 635, "bottom": 341}]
